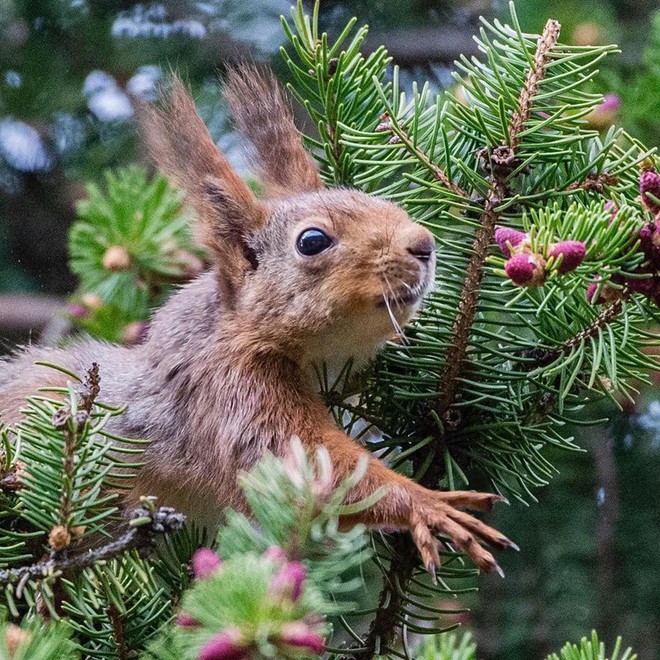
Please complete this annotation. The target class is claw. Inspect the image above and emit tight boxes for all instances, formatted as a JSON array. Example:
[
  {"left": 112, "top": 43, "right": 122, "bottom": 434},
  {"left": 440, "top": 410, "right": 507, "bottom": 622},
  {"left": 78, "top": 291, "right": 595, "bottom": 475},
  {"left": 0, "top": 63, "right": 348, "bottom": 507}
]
[
  {"left": 500, "top": 537, "right": 520, "bottom": 551},
  {"left": 426, "top": 562, "right": 438, "bottom": 584},
  {"left": 494, "top": 562, "right": 505, "bottom": 578}
]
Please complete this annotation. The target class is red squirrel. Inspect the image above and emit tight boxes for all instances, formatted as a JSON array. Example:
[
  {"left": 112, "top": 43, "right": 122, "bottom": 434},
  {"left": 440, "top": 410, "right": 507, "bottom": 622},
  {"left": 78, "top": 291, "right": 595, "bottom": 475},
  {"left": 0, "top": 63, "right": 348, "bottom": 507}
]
[{"left": 0, "top": 67, "right": 515, "bottom": 575}]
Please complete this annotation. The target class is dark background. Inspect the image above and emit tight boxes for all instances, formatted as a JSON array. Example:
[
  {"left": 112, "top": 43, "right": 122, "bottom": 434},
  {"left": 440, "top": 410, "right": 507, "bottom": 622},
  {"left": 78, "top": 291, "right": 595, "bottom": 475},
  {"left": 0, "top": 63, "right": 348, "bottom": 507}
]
[{"left": 1, "top": 1, "right": 659, "bottom": 657}]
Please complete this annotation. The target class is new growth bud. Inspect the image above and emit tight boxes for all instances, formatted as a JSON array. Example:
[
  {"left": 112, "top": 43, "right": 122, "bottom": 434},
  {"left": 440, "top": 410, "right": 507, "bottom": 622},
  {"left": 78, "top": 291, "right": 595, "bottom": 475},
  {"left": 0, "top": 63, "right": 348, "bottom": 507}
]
[
  {"left": 494, "top": 226, "right": 528, "bottom": 258},
  {"left": 263, "top": 545, "right": 288, "bottom": 564},
  {"left": 48, "top": 524, "right": 72, "bottom": 550},
  {"left": 198, "top": 628, "right": 247, "bottom": 660},
  {"left": 549, "top": 240, "right": 586, "bottom": 274},
  {"left": 176, "top": 613, "right": 201, "bottom": 628},
  {"left": 192, "top": 548, "right": 222, "bottom": 580},
  {"left": 504, "top": 253, "right": 546, "bottom": 287},
  {"left": 640, "top": 169, "right": 660, "bottom": 215},
  {"left": 269, "top": 561, "right": 307, "bottom": 603},
  {"left": 101, "top": 245, "right": 131, "bottom": 271},
  {"left": 278, "top": 622, "right": 325, "bottom": 656}
]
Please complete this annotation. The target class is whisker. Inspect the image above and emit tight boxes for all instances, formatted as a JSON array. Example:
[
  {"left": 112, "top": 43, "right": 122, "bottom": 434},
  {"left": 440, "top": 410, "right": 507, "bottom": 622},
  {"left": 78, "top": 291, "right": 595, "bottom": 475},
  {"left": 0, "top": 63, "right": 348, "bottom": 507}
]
[{"left": 382, "top": 274, "right": 408, "bottom": 345}]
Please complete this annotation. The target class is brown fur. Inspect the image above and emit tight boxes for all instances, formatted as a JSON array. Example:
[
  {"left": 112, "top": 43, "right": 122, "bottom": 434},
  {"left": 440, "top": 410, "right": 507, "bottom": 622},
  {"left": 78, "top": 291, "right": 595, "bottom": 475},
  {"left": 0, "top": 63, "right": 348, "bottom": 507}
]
[
  {"left": 224, "top": 66, "right": 323, "bottom": 198},
  {"left": 0, "top": 68, "right": 514, "bottom": 573}
]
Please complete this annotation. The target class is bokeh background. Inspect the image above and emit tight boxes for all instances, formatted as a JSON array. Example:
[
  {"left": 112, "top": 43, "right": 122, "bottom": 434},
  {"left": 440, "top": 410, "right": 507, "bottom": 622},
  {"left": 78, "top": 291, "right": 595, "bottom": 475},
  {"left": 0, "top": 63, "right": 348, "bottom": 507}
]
[{"left": 1, "top": 1, "right": 659, "bottom": 658}]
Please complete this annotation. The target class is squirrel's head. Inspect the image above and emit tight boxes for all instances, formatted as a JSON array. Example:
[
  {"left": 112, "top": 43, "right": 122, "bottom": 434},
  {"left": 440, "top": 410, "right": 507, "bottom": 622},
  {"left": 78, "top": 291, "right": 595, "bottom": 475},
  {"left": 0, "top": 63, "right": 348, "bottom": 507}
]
[{"left": 139, "top": 68, "right": 436, "bottom": 371}]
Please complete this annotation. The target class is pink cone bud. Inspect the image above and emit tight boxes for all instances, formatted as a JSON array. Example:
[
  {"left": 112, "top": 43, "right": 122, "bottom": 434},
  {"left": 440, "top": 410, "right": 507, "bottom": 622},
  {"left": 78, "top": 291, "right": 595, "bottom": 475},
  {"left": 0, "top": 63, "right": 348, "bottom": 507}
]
[
  {"left": 625, "top": 265, "right": 656, "bottom": 297},
  {"left": 198, "top": 628, "right": 247, "bottom": 660},
  {"left": 600, "top": 94, "right": 621, "bottom": 113},
  {"left": 587, "top": 281, "right": 603, "bottom": 304},
  {"left": 269, "top": 561, "right": 307, "bottom": 603},
  {"left": 192, "top": 548, "right": 222, "bottom": 580},
  {"left": 177, "top": 613, "right": 200, "bottom": 627},
  {"left": 504, "top": 253, "right": 546, "bottom": 287},
  {"left": 637, "top": 223, "right": 660, "bottom": 266},
  {"left": 626, "top": 274, "right": 655, "bottom": 297},
  {"left": 640, "top": 170, "right": 660, "bottom": 214},
  {"left": 68, "top": 304, "right": 88, "bottom": 319},
  {"left": 586, "top": 94, "right": 620, "bottom": 130},
  {"left": 102, "top": 245, "right": 131, "bottom": 271},
  {"left": 263, "top": 545, "right": 288, "bottom": 564},
  {"left": 122, "top": 321, "right": 150, "bottom": 345},
  {"left": 604, "top": 200, "right": 618, "bottom": 222},
  {"left": 587, "top": 277, "right": 625, "bottom": 305},
  {"left": 278, "top": 622, "right": 325, "bottom": 655},
  {"left": 494, "top": 226, "right": 527, "bottom": 257},
  {"left": 549, "top": 240, "right": 586, "bottom": 274}
]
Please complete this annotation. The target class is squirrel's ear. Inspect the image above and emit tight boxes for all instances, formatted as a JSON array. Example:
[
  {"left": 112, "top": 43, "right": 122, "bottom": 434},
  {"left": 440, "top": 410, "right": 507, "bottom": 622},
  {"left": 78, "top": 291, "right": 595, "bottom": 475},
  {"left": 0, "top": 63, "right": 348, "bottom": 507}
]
[
  {"left": 138, "top": 75, "right": 268, "bottom": 306},
  {"left": 223, "top": 66, "right": 324, "bottom": 198}
]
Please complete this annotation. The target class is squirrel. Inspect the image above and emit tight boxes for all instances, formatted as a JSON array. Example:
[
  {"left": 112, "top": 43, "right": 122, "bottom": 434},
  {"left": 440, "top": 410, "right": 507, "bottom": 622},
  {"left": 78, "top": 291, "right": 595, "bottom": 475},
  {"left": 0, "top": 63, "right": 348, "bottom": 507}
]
[{"left": 0, "top": 67, "right": 516, "bottom": 575}]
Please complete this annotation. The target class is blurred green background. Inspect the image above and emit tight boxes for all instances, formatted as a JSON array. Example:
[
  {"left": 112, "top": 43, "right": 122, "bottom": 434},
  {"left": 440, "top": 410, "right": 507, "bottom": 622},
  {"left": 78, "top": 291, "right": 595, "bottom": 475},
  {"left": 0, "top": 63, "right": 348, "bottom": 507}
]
[{"left": 1, "top": 1, "right": 659, "bottom": 658}]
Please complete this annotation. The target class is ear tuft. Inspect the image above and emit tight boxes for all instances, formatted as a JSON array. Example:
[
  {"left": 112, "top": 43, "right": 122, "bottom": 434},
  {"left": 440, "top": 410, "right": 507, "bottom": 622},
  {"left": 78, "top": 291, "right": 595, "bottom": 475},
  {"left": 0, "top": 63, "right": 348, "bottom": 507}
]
[
  {"left": 223, "top": 65, "right": 324, "bottom": 198},
  {"left": 137, "top": 74, "right": 268, "bottom": 307}
]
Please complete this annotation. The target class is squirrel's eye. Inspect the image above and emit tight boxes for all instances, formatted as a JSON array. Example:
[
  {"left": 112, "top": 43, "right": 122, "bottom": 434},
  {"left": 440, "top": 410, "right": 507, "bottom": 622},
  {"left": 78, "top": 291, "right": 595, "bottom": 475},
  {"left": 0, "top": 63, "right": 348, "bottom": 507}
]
[{"left": 296, "top": 228, "right": 334, "bottom": 256}]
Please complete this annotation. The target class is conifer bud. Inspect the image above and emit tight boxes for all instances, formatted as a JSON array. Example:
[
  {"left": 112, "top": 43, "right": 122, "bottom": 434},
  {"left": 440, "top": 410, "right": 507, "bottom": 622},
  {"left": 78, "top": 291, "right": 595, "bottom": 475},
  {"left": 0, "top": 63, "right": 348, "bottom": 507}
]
[
  {"left": 67, "top": 304, "right": 88, "bottom": 319},
  {"left": 81, "top": 293, "right": 103, "bottom": 309},
  {"left": 192, "top": 548, "right": 222, "bottom": 580},
  {"left": 101, "top": 245, "right": 131, "bottom": 271},
  {"left": 278, "top": 622, "right": 325, "bottom": 655},
  {"left": 5, "top": 624, "right": 29, "bottom": 656},
  {"left": 269, "top": 561, "right": 307, "bottom": 603},
  {"left": 494, "top": 226, "right": 527, "bottom": 257},
  {"left": 549, "top": 240, "right": 586, "bottom": 274},
  {"left": 604, "top": 200, "right": 618, "bottom": 222},
  {"left": 198, "top": 628, "right": 247, "bottom": 660},
  {"left": 638, "top": 223, "right": 660, "bottom": 266},
  {"left": 625, "top": 271, "right": 655, "bottom": 297},
  {"left": 176, "top": 613, "right": 200, "bottom": 628},
  {"left": 504, "top": 253, "right": 546, "bottom": 287},
  {"left": 263, "top": 545, "right": 288, "bottom": 564},
  {"left": 585, "top": 94, "right": 620, "bottom": 131},
  {"left": 48, "top": 525, "right": 72, "bottom": 550},
  {"left": 640, "top": 170, "right": 660, "bottom": 215},
  {"left": 122, "top": 321, "right": 149, "bottom": 345},
  {"left": 587, "top": 277, "right": 625, "bottom": 305}
]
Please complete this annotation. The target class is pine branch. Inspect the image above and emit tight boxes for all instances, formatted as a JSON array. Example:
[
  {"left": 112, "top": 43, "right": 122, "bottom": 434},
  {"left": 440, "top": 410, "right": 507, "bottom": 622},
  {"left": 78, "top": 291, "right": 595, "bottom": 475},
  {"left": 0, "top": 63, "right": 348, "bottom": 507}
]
[
  {"left": 437, "top": 18, "right": 561, "bottom": 423},
  {"left": 561, "top": 298, "right": 624, "bottom": 353},
  {"left": 0, "top": 502, "right": 185, "bottom": 588},
  {"left": 376, "top": 112, "right": 468, "bottom": 197},
  {"left": 352, "top": 20, "right": 566, "bottom": 659}
]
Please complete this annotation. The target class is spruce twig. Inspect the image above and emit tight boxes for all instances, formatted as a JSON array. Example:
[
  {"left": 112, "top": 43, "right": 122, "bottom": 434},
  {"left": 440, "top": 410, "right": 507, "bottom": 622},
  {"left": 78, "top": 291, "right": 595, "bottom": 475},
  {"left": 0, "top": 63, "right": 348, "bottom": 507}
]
[
  {"left": 0, "top": 503, "right": 185, "bottom": 587},
  {"left": 436, "top": 18, "right": 561, "bottom": 422},
  {"left": 359, "top": 20, "right": 563, "bottom": 659}
]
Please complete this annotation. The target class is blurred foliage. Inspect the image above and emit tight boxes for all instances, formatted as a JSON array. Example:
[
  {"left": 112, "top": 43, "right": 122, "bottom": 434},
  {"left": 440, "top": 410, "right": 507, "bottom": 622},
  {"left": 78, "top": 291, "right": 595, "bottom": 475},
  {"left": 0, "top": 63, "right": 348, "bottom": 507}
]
[{"left": 67, "top": 166, "right": 203, "bottom": 343}]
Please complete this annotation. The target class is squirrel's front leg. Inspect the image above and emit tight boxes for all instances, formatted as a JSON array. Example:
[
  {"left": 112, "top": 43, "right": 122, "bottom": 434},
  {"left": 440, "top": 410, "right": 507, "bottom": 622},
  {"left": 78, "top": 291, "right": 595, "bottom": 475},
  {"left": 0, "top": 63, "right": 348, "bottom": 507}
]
[{"left": 310, "top": 429, "right": 516, "bottom": 575}]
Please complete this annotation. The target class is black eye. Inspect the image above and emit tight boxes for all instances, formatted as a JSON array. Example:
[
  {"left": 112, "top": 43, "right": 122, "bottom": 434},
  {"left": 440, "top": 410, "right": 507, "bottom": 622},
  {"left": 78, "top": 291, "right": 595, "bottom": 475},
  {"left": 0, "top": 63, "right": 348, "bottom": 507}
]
[{"left": 296, "top": 228, "right": 334, "bottom": 256}]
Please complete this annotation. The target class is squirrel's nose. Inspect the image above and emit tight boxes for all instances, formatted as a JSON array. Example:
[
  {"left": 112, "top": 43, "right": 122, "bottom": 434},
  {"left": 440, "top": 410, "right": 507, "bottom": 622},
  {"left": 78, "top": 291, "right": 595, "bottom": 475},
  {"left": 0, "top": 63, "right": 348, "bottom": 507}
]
[{"left": 407, "top": 234, "right": 436, "bottom": 263}]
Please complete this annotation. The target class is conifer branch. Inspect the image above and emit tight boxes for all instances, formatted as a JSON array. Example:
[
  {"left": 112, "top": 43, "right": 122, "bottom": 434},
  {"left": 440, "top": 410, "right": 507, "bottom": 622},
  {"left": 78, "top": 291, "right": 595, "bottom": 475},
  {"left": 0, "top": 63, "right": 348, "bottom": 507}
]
[
  {"left": 561, "top": 298, "right": 624, "bottom": 352},
  {"left": 509, "top": 19, "right": 561, "bottom": 148},
  {"left": 436, "top": 18, "right": 562, "bottom": 422},
  {"left": 377, "top": 112, "right": 468, "bottom": 196},
  {"left": 360, "top": 21, "right": 564, "bottom": 659},
  {"left": 0, "top": 504, "right": 185, "bottom": 588}
]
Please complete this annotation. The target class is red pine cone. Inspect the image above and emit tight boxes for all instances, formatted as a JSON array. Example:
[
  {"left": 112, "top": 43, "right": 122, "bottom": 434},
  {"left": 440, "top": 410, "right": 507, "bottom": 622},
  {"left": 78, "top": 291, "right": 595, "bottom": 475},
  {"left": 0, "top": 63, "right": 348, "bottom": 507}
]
[
  {"left": 504, "top": 253, "right": 546, "bottom": 287},
  {"left": 278, "top": 622, "right": 325, "bottom": 655},
  {"left": 640, "top": 170, "right": 660, "bottom": 215},
  {"left": 549, "top": 240, "right": 586, "bottom": 274},
  {"left": 494, "top": 226, "right": 528, "bottom": 257},
  {"left": 198, "top": 628, "right": 247, "bottom": 660}
]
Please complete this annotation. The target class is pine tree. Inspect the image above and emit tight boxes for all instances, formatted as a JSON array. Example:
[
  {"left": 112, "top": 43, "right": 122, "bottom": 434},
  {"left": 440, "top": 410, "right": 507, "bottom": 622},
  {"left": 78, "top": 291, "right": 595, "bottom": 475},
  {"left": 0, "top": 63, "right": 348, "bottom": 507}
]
[{"left": 1, "top": 1, "right": 657, "bottom": 658}]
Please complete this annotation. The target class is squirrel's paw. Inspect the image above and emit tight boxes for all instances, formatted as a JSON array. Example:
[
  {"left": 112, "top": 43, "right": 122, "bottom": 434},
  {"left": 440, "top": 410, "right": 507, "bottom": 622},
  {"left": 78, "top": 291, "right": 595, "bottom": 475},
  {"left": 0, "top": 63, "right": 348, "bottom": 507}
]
[{"left": 409, "top": 490, "right": 517, "bottom": 577}]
